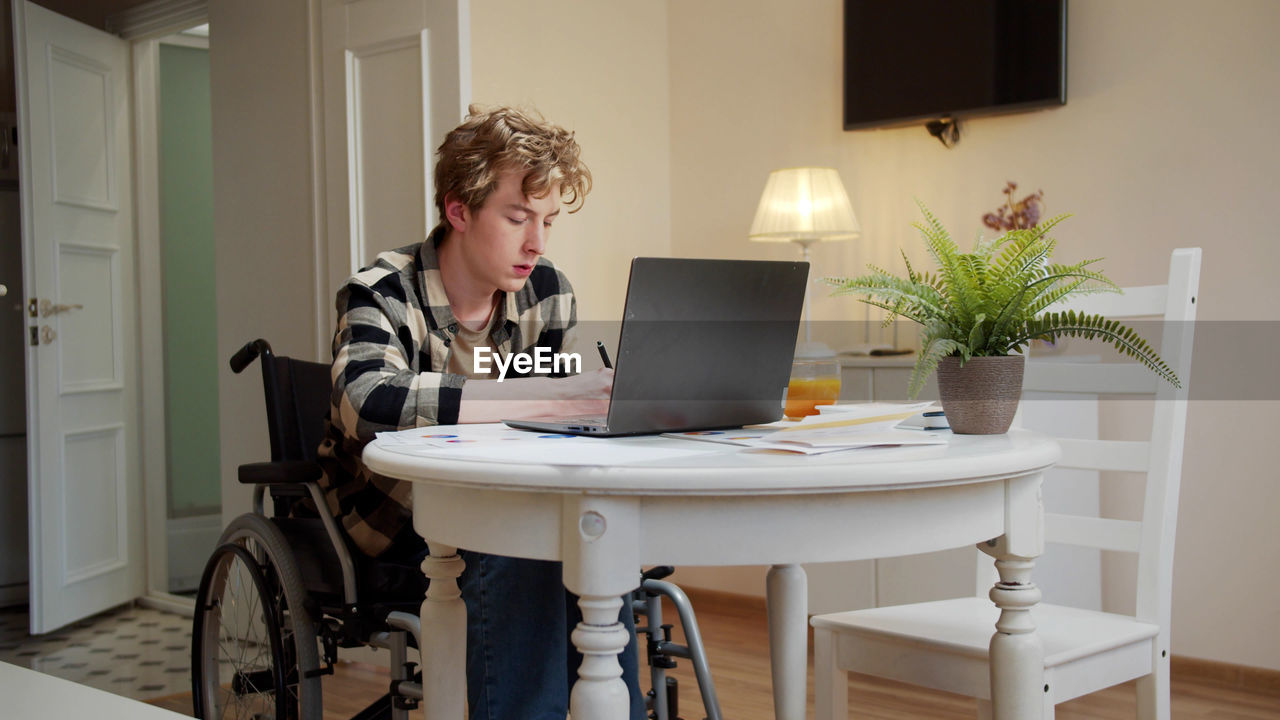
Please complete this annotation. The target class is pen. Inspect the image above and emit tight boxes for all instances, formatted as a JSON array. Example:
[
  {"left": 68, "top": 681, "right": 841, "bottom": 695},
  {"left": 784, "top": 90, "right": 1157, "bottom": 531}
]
[{"left": 596, "top": 341, "right": 613, "bottom": 369}]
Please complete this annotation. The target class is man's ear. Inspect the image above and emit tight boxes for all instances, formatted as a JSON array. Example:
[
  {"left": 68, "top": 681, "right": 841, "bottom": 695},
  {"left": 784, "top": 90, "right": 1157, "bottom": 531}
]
[{"left": 444, "top": 194, "right": 469, "bottom": 232}]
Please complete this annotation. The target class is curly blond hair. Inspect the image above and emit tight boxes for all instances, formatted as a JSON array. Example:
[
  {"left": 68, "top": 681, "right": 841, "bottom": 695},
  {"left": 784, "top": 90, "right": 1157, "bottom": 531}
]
[{"left": 433, "top": 105, "right": 592, "bottom": 231}]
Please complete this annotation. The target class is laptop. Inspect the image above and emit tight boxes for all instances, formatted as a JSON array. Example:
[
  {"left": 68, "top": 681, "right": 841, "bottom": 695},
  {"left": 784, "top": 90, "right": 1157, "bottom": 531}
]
[{"left": 504, "top": 257, "right": 808, "bottom": 437}]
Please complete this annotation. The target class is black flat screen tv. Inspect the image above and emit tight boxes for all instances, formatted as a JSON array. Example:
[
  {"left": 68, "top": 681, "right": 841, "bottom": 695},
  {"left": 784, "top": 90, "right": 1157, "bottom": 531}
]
[{"left": 843, "top": 0, "right": 1067, "bottom": 130}]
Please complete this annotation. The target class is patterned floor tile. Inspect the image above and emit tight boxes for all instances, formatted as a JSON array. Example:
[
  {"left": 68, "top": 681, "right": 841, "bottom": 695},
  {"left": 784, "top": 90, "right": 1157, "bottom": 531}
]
[{"left": 0, "top": 604, "right": 193, "bottom": 704}]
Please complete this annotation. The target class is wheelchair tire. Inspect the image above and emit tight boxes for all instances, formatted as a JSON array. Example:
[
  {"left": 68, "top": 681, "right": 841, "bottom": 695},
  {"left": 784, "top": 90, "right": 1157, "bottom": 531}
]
[
  {"left": 192, "top": 513, "right": 323, "bottom": 720},
  {"left": 191, "top": 543, "right": 290, "bottom": 719}
]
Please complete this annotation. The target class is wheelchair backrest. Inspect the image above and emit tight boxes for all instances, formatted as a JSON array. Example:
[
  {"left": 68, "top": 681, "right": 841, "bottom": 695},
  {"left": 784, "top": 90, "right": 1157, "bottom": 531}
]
[
  {"left": 232, "top": 339, "right": 332, "bottom": 464},
  {"left": 261, "top": 354, "right": 332, "bottom": 463}
]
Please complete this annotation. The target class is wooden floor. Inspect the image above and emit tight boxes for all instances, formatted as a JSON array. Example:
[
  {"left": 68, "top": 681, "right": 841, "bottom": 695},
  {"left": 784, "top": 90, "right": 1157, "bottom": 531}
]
[{"left": 151, "top": 589, "right": 1280, "bottom": 719}]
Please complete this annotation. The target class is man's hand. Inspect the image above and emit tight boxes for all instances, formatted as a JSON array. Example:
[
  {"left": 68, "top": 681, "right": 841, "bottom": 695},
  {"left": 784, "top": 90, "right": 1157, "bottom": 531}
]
[{"left": 456, "top": 368, "right": 614, "bottom": 424}]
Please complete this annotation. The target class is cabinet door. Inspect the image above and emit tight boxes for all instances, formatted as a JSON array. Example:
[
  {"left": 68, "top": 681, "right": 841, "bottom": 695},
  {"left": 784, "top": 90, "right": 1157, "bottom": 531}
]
[
  {"left": 872, "top": 367, "right": 938, "bottom": 402},
  {"left": 838, "top": 367, "right": 873, "bottom": 402}
]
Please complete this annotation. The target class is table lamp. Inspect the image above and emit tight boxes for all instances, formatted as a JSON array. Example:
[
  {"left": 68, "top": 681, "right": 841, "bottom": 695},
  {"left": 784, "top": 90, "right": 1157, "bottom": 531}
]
[{"left": 748, "top": 167, "right": 860, "bottom": 355}]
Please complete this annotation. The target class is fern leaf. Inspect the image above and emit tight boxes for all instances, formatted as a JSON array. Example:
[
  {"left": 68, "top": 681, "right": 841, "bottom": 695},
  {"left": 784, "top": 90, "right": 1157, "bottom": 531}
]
[
  {"left": 823, "top": 273, "right": 947, "bottom": 325},
  {"left": 1013, "top": 312, "right": 1181, "bottom": 387},
  {"left": 916, "top": 320, "right": 962, "bottom": 397}
]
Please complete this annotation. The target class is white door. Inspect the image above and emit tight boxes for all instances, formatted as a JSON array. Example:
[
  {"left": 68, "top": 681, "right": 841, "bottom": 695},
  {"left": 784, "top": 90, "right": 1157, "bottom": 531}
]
[
  {"left": 13, "top": 0, "right": 143, "bottom": 633},
  {"left": 319, "top": 0, "right": 470, "bottom": 333}
]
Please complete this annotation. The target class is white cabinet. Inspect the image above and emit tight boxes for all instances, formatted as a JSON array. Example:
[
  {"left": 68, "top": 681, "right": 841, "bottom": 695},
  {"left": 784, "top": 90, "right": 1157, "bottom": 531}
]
[{"left": 838, "top": 354, "right": 937, "bottom": 403}]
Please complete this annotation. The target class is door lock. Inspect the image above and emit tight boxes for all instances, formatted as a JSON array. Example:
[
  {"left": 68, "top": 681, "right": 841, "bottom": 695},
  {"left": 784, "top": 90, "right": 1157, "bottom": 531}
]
[{"left": 40, "top": 326, "right": 56, "bottom": 344}]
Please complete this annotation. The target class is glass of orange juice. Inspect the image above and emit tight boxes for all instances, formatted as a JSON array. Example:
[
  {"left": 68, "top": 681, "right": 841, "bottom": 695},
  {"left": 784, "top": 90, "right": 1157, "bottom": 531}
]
[{"left": 784, "top": 345, "right": 841, "bottom": 419}]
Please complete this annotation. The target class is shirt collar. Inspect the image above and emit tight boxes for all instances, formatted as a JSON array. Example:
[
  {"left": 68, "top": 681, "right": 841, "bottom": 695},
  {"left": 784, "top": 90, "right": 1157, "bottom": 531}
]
[{"left": 417, "top": 225, "right": 518, "bottom": 337}]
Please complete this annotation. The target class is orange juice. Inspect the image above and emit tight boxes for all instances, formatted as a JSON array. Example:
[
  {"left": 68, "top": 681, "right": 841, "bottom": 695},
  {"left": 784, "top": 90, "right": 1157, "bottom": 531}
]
[{"left": 784, "top": 376, "right": 842, "bottom": 419}]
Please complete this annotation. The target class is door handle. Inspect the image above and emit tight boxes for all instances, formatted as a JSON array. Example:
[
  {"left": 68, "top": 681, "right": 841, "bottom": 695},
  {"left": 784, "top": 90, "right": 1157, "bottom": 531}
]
[{"left": 40, "top": 299, "right": 83, "bottom": 317}]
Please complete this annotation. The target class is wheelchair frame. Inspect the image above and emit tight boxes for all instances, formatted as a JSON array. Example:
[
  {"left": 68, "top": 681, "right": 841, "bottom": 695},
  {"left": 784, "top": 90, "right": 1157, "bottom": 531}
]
[{"left": 191, "top": 339, "right": 721, "bottom": 720}]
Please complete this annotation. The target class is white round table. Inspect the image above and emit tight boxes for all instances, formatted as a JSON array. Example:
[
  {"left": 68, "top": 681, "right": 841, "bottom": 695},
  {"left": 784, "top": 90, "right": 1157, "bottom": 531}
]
[{"left": 365, "top": 427, "right": 1058, "bottom": 720}]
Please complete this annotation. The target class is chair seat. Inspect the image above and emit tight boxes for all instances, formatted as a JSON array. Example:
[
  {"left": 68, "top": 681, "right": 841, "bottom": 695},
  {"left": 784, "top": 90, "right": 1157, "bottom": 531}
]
[{"left": 811, "top": 596, "right": 1159, "bottom": 669}]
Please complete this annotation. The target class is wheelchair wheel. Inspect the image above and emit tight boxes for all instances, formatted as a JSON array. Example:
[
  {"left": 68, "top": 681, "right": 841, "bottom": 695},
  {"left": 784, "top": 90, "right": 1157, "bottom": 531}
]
[{"left": 192, "top": 513, "right": 322, "bottom": 720}]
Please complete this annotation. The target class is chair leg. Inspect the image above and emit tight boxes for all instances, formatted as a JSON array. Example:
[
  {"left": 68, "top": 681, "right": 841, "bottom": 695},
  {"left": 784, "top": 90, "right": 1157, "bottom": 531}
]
[
  {"left": 813, "top": 628, "right": 848, "bottom": 720},
  {"left": 1135, "top": 663, "right": 1170, "bottom": 720},
  {"left": 981, "top": 684, "right": 1055, "bottom": 719}
]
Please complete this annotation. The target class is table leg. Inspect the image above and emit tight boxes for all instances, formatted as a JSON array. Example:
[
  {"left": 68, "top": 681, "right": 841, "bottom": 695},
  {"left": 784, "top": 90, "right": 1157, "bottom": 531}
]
[
  {"left": 981, "top": 538, "right": 1045, "bottom": 720},
  {"left": 420, "top": 543, "right": 466, "bottom": 720},
  {"left": 569, "top": 595, "right": 632, "bottom": 719},
  {"left": 562, "top": 496, "right": 641, "bottom": 720},
  {"left": 766, "top": 563, "right": 808, "bottom": 720}
]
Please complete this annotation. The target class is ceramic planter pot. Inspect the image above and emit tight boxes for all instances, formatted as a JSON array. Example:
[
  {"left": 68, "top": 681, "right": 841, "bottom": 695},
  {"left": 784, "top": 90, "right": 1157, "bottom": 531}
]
[{"left": 935, "top": 355, "right": 1025, "bottom": 435}]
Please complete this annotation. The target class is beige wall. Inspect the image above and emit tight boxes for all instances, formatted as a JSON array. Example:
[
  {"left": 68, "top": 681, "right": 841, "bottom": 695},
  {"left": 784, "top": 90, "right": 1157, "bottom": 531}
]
[
  {"left": 207, "top": 0, "right": 1278, "bottom": 672},
  {"left": 666, "top": 0, "right": 1280, "bottom": 671},
  {"left": 210, "top": 0, "right": 321, "bottom": 523},
  {"left": 471, "top": 1, "right": 672, "bottom": 322}
]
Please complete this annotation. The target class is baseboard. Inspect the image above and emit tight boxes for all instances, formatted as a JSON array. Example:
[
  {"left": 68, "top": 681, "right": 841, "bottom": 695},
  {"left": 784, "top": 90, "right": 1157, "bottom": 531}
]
[
  {"left": 1172, "top": 655, "right": 1280, "bottom": 697},
  {"left": 166, "top": 513, "right": 222, "bottom": 593}
]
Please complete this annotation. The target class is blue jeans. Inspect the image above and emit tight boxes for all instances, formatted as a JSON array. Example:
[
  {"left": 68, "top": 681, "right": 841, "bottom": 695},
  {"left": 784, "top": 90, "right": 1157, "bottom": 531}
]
[{"left": 457, "top": 550, "right": 647, "bottom": 720}]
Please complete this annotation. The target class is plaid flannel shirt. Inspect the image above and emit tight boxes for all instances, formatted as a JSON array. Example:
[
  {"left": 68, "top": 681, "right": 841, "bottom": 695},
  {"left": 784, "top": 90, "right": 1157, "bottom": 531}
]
[{"left": 317, "top": 228, "right": 577, "bottom": 557}]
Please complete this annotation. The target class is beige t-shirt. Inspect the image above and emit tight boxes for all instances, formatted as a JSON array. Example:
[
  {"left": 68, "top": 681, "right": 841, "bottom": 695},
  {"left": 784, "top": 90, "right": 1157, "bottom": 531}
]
[{"left": 446, "top": 302, "right": 500, "bottom": 380}]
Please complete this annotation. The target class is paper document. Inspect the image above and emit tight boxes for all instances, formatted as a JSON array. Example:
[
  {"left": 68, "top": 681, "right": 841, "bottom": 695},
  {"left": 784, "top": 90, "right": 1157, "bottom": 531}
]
[
  {"left": 762, "top": 428, "right": 946, "bottom": 453},
  {"left": 665, "top": 399, "right": 947, "bottom": 450},
  {"left": 776, "top": 402, "right": 934, "bottom": 435},
  {"left": 664, "top": 402, "right": 947, "bottom": 454},
  {"left": 376, "top": 423, "right": 720, "bottom": 466}
]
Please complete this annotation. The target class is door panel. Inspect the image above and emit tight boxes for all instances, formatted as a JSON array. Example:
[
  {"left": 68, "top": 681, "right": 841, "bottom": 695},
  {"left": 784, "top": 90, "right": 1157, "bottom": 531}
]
[
  {"left": 320, "top": 0, "right": 469, "bottom": 332},
  {"left": 346, "top": 37, "right": 427, "bottom": 268},
  {"left": 14, "top": 0, "right": 142, "bottom": 633},
  {"left": 57, "top": 244, "right": 121, "bottom": 390},
  {"left": 48, "top": 46, "right": 118, "bottom": 210}
]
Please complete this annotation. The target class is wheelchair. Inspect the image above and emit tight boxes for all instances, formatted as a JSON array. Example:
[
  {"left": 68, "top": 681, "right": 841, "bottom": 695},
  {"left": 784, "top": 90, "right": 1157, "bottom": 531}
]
[{"left": 190, "top": 339, "right": 723, "bottom": 720}]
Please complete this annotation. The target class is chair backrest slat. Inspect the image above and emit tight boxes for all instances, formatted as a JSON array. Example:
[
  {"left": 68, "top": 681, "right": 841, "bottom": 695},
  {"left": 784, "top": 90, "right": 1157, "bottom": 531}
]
[
  {"left": 1056, "top": 438, "right": 1150, "bottom": 473},
  {"left": 1007, "top": 248, "right": 1199, "bottom": 641},
  {"left": 1043, "top": 283, "right": 1168, "bottom": 318},
  {"left": 1022, "top": 363, "right": 1159, "bottom": 395},
  {"left": 1134, "top": 249, "right": 1199, "bottom": 631},
  {"left": 1045, "top": 513, "right": 1142, "bottom": 552}
]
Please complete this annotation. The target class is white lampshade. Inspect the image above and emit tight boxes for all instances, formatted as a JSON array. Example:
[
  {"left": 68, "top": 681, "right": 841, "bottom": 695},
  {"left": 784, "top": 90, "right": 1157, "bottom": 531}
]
[{"left": 748, "top": 167, "right": 861, "bottom": 243}]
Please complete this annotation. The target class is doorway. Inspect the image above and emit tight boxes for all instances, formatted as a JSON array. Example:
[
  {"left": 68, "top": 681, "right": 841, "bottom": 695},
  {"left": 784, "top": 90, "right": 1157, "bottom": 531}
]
[
  {"left": 156, "top": 23, "right": 219, "bottom": 596},
  {"left": 135, "top": 21, "right": 220, "bottom": 603}
]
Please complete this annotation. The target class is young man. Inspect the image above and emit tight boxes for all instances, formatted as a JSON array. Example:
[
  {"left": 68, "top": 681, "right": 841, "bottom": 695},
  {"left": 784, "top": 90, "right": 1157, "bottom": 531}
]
[{"left": 316, "top": 106, "right": 645, "bottom": 720}]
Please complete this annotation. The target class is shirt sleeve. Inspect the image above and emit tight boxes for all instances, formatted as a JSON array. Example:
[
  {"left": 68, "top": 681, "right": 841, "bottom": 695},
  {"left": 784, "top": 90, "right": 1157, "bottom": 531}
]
[
  {"left": 538, "top": 268, "right": 578, "bottom": 378},
  {"left": 330, "top": 282, "right": 463, "bottom": 443}
]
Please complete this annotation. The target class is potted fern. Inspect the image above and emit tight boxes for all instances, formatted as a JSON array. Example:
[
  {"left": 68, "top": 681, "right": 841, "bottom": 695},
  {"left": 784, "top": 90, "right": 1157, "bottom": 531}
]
[{"left": 824, "top": 199, "right": 1179, "bottom": 434}]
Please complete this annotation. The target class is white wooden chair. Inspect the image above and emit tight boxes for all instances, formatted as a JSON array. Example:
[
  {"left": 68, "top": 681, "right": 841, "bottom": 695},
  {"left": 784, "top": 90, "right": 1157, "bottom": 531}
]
[{"left": 810, "top": 248, "right": 1201, "bottom": 720}]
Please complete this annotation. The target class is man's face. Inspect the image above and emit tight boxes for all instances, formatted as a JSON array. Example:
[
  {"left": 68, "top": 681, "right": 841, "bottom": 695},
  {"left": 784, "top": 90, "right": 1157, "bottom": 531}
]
[{"left": 451, "top": 171, "right": 561, "bottom": 294}]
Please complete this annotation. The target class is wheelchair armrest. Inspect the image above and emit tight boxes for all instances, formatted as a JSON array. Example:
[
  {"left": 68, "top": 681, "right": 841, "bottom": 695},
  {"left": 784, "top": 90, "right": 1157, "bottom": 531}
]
[{"left": 238, "top": 460, "right": 323, "bottom": 486}]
